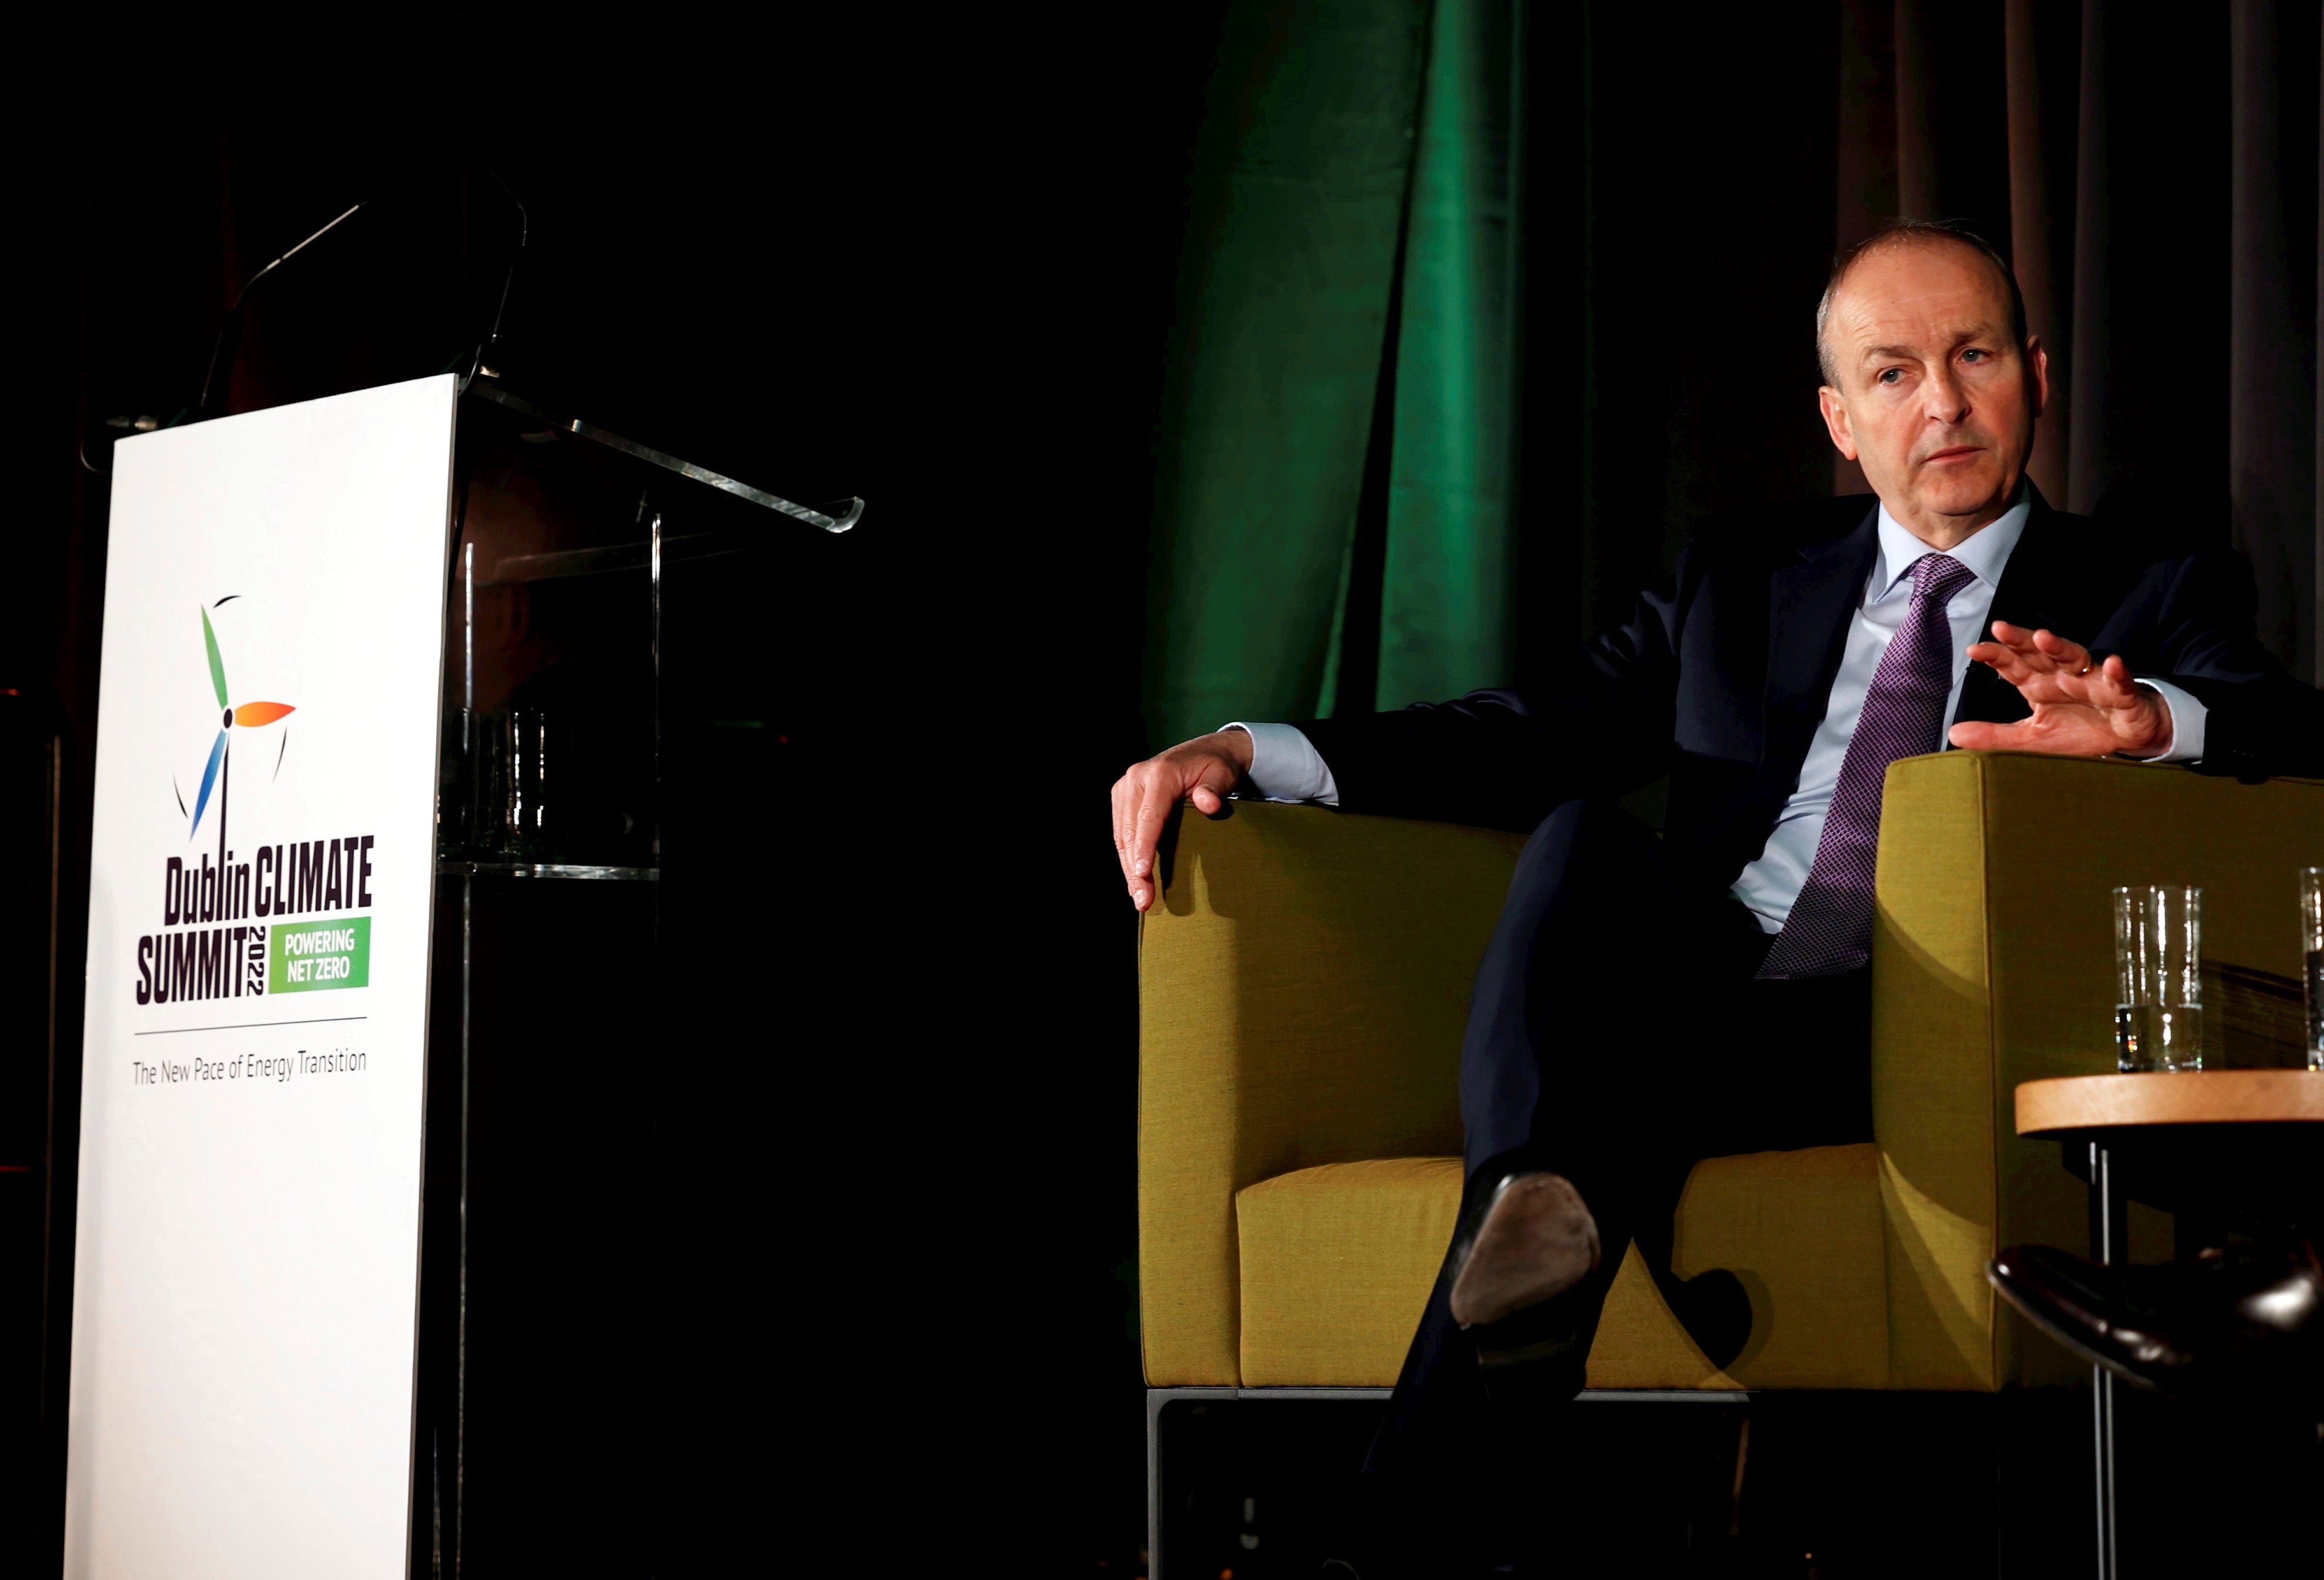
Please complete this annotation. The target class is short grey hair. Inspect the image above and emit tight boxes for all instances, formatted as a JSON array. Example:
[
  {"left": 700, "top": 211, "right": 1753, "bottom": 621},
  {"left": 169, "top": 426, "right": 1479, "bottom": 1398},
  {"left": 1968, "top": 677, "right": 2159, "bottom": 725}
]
[{"left": 1816, "top": 219, "right": 2029, "bottom": 387}]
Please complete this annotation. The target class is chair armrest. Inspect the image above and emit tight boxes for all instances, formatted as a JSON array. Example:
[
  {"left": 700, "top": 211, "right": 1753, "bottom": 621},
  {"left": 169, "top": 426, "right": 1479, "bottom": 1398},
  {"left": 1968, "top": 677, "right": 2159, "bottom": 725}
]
[
  {"left": 1138, "top": 801, "right": 1525, "bottom": 1384},
  {"left": 1872, "top": 751, "right": 2324, "bottom": 1389}
]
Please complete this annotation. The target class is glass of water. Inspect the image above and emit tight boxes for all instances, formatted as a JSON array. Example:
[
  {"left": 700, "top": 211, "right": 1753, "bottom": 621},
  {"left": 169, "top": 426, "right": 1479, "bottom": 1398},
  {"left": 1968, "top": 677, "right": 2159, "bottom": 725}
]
[
  {"left": 2114, "top": 884, "right": 2203, "bottom": 1073},
  {"left": 2302, "top": 868, "right": 2322, "bottom": 1073}
]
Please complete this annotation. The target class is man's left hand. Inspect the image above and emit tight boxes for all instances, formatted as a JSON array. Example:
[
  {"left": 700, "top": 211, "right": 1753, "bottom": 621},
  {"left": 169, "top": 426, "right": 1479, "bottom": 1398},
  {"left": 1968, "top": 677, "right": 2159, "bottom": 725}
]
[{"left": 1947, "top": 621, "right": 2173, "bottom": 758}]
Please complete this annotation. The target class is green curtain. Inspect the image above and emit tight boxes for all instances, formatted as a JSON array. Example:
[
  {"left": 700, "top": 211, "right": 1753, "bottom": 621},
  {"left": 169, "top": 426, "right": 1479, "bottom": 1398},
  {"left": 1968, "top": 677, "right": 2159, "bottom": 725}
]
[
  {"left": 1373, "top": 0, "right": 1521, "bottom": 711},
  {"left": 1145, "top": 0, "right": 1523, "bottom": 747}
]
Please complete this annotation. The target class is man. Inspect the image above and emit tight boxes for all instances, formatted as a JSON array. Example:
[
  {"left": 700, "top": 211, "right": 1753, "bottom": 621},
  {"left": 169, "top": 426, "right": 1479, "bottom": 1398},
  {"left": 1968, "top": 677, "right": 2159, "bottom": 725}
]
[{"left": 1112, "top": 221, "right": 2323, "bottom": 1569}]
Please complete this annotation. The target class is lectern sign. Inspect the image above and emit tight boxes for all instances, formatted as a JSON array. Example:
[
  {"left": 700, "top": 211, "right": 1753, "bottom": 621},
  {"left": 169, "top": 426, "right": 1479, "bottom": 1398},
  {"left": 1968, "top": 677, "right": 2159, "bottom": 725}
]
[{"left": 68, "top": 376, "right": 456, "bottom": 1577}]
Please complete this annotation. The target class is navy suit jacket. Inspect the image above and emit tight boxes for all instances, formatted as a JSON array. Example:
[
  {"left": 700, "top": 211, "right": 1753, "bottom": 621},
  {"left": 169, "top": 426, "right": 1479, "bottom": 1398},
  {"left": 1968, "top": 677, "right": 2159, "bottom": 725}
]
[{"left": 1298, "top": 492, "right": 2324, "bottom": 901}]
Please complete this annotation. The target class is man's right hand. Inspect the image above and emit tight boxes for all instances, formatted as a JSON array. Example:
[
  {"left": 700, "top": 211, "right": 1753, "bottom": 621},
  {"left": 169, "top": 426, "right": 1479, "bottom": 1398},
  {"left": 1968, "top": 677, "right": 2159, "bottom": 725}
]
[{"left": 1111, "top": 729, "right": 1254, "bottom": 912}]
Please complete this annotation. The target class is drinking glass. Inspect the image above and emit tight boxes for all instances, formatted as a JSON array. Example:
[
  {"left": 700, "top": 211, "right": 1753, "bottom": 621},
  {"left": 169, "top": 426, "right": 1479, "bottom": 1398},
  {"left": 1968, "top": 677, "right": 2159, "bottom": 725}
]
[
  {"left": 2302, "top": 867, "right": 2322, "bottom": 1073},
  {"left": 2114, "top": 885, "right": 2203, "bottom": 1073}
]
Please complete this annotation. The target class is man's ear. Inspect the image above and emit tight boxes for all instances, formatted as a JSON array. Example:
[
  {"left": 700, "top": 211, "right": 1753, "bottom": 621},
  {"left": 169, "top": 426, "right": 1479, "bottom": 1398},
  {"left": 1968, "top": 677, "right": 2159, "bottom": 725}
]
[
  {"left": 2025, "top": 335, "right": 2051, "bottom": 418},
  {"left": 1817, "top": 385, "right": 1858, "bottom": 460}
]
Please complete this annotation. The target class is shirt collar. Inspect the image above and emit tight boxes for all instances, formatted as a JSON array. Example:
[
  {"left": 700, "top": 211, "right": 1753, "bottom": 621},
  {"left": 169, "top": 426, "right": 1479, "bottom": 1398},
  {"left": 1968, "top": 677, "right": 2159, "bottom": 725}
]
[{"left": 1870, "top": 479, "right": 2031, "bottom": 599}]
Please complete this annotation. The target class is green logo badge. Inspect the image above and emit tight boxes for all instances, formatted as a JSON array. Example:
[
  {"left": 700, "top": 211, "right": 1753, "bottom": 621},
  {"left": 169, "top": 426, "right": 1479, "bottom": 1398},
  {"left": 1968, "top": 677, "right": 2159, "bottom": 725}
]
[{"left": 267, "top": 917, "right": 370, "bottom": 994}]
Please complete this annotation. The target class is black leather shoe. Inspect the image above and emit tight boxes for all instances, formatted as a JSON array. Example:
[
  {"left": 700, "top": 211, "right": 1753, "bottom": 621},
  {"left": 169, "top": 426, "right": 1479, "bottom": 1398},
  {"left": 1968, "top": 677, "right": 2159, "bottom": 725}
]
[
  {"left": 1658, "top": 1265, "right": 1753, "bottom": 1371},
  {"left": 1988, "top": 1238, "right": 2324, "bottom": 1418}
]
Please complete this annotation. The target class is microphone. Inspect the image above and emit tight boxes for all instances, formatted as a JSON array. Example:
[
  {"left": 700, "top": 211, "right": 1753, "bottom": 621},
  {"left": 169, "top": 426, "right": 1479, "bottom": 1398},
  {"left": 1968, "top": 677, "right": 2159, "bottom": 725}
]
[
  {"left": 193, "top": 200, "right": 366, "bottom": 422},
  {"left": 467, "top": 173, "right": 529, "bottom": 382}
]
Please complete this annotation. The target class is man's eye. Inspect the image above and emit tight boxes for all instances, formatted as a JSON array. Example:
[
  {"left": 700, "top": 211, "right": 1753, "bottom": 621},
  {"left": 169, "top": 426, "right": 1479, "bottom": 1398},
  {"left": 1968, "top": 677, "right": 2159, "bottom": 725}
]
[
  {"left": 1962, "top": 349, "right": 1987, "bottom": 362},
  {"left": 1878, "top": 369, "right": 1903, "bottom": 385}
]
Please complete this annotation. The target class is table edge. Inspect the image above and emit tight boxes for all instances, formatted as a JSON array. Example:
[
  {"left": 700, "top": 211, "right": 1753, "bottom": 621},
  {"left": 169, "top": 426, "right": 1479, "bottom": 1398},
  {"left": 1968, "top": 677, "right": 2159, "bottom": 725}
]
[{"left": 2014, "top": 1070, "right": 2324, "bottom": 1136}]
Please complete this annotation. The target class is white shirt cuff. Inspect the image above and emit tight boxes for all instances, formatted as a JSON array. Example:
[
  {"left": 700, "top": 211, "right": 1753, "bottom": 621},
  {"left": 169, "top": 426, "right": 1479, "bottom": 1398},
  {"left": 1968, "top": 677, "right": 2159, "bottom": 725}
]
[
  {"left": 2130, "top": 678, "right": 2206, "bottom": 763},
  {"left": 1220, "top": 722, "right": 1340, "bottom": 806}
]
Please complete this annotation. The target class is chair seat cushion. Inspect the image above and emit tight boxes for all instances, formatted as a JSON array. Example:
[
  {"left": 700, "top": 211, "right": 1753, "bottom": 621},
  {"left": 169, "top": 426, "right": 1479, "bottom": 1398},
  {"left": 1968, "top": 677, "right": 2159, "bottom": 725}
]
[{"left": 1235, "top": 1145, "right": 1890, "bottom": 1389}]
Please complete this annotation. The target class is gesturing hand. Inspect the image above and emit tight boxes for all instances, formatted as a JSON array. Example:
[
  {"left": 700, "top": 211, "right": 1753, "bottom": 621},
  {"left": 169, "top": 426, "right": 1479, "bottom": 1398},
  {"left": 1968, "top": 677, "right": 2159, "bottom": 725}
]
[
  {"left": 1110, "top": 730, "right": 1255, "bottom": 913},
  {"left": 1945, "top": 621, "right": 2173, "bottom": 759}
]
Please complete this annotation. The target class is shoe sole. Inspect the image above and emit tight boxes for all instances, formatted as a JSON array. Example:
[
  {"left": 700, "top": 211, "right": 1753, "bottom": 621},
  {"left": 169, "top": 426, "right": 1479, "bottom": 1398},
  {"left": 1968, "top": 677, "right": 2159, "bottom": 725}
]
[{"left": 1450, "top": 1173, "right": 1600, "bottom": 1329}]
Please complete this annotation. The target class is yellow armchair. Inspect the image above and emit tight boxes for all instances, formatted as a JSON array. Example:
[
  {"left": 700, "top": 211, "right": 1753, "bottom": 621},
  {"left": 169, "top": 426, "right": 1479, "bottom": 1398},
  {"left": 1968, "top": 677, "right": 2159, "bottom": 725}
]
[{"left": 1138, "top": 752, "right": 2323, "bottom": 1408}]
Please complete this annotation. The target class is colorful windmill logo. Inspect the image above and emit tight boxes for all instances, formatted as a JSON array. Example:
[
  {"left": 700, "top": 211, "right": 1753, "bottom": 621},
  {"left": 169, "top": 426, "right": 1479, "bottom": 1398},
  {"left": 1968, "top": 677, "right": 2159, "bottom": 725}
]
[{"left": 183, "top": 601, "right": 295, "bottom": 846}]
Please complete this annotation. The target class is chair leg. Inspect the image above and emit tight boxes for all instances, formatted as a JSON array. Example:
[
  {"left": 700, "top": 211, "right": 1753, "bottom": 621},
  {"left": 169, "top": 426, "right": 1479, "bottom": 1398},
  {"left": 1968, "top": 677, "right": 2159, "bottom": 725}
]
[
  {"left": 1145, "top": 1389, "right": 1161, "bottom": 1579},
  {"left": 1146, "top": 1388, "right": 1233, "bottom": 1580},
  {"left": 1726, "top": 1412, "right": 1751, "bottom": 1539}
]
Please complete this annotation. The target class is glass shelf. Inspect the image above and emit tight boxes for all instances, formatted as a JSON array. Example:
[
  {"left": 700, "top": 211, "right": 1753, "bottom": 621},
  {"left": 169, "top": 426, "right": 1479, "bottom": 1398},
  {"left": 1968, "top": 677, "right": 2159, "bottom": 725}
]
[{"left": 437, "top": 860, "right": 658, "bottom": 881}]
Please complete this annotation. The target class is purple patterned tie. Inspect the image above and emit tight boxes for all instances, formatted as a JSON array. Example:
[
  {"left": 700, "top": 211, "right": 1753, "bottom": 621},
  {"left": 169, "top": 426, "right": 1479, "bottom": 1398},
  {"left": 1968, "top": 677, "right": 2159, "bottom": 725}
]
[{"left": 1757, "top": 552, "right": 1978, "bottom": 980}]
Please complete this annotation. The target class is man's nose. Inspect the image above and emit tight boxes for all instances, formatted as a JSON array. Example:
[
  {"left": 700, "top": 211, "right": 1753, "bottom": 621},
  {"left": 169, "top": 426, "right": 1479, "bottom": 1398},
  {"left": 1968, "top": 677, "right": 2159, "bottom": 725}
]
[{"left": 1925, "top": 365, "right": 1970, "bottom": 425}]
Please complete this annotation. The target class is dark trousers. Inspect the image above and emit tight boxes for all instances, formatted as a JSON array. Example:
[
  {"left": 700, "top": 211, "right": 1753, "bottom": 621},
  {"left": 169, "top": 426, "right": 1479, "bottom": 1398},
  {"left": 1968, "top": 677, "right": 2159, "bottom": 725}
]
[{"left": 1359, "top": 799, "right": 1874, "bottom": 1545}]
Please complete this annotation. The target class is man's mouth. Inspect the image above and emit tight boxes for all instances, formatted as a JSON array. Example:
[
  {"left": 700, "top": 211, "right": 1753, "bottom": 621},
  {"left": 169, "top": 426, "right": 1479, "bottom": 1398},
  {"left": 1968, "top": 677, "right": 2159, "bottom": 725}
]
[{"left": 1922, "top": 446, "right": 1983, "bottom": 465}]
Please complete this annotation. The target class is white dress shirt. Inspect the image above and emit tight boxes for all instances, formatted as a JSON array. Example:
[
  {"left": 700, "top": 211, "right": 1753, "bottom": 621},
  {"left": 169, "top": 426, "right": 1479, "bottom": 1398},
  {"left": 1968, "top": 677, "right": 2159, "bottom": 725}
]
[{"left": 1229, "top": 489, "right": 2209, "bottom": 932}]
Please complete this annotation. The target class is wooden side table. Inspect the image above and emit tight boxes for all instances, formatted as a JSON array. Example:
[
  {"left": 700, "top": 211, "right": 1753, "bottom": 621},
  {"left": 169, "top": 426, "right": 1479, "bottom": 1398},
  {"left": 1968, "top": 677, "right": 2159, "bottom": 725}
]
[{"left": 2014, "top": 1070, "right": 2324, "bottom": 1580}]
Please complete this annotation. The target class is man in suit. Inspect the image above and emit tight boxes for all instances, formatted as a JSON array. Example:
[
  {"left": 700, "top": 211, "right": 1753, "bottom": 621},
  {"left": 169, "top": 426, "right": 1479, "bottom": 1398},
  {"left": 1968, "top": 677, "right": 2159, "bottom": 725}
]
[{"left": 1111, "top": 220, "right": 2323, "bottom": 1568}]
